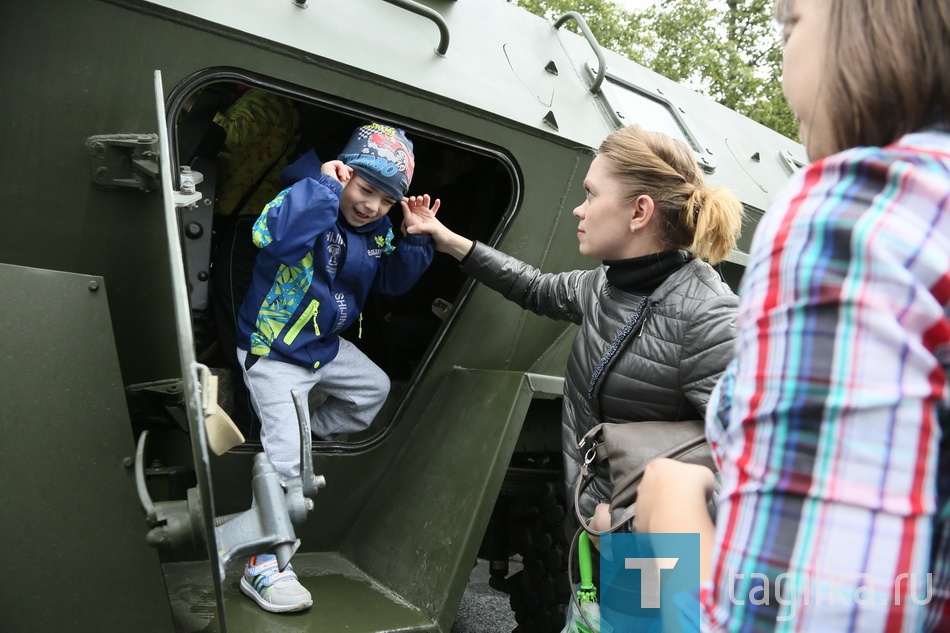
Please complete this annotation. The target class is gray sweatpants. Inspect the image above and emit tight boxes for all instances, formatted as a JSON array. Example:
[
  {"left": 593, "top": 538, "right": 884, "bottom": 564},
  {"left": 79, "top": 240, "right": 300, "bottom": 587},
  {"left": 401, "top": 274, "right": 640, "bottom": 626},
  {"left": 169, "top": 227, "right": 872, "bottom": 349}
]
[{"left": 237, "top": 340, "right": 390, "bottom": 479}]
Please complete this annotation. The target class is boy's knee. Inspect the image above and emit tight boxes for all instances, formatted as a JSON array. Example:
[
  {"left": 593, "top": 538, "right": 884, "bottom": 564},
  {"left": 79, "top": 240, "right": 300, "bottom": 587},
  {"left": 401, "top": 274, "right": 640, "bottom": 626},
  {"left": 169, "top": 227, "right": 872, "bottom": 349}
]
[{"left": 370, "top": 365, "right": 391, "bottom": 399}]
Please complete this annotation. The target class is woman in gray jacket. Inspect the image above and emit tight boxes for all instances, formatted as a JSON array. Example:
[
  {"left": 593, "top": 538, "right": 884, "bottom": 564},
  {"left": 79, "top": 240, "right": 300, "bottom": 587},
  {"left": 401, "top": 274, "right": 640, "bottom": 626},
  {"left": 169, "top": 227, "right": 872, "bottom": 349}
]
[{"left": 405, "top": 124, "right": 743, "bottom": 527}]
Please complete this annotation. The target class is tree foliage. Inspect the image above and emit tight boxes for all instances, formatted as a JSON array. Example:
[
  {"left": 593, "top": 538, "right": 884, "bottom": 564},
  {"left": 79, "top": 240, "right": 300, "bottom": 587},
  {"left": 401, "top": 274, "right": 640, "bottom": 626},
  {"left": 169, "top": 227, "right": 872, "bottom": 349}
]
[{"left": 508, "top": 0, "right": 799, "bottom": 140}]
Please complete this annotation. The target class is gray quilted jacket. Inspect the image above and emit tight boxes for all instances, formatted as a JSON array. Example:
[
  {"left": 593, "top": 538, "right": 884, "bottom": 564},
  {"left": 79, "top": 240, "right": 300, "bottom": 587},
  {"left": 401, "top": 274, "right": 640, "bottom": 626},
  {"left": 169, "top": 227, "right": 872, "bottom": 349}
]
[{"left": 461, "top": 242, "right": 737, "bottom": 519}]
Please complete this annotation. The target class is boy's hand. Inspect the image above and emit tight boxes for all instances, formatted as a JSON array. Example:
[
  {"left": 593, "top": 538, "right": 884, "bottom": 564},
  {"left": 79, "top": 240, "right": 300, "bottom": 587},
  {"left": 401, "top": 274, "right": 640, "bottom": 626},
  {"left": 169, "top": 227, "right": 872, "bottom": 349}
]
[
  {"left": 401, "top": 194, "right": 441, "bottom": 229},
  {"left": 321, "top": 160, "right": 353, "bottom": 184}
]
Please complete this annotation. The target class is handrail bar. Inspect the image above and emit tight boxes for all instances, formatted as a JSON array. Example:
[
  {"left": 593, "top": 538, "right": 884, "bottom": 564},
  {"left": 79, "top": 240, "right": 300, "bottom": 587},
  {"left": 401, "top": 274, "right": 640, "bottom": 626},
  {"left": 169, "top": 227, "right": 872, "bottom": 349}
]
[
  {"left": 382, "top": 0, "right": 450, "bottom": 56},
  {"left": 553, "top": 11, "right": 606, "bottom": 94}
]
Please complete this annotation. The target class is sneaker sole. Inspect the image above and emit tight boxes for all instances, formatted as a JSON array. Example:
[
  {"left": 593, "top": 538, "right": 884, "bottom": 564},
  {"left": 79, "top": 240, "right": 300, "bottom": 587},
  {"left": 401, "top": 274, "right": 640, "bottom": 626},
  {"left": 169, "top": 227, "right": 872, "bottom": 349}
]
[{"left": 240, "top": 576, "right": 313, "bottom": 613}]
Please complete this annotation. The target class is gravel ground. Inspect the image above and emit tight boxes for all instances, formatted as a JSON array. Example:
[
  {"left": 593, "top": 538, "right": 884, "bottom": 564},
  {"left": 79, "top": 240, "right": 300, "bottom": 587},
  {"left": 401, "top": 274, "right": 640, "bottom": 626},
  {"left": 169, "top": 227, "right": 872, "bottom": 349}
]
[{"left": 452, "top": 559, "right": 520, "bottom": 633}]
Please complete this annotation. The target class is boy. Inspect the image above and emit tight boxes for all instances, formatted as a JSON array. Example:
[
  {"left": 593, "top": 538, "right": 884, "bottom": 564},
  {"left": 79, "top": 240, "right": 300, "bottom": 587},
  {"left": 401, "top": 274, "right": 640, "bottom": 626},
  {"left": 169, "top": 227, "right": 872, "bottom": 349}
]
[{"left": 234, "top": 122, "right": 439, "bottom": 613}]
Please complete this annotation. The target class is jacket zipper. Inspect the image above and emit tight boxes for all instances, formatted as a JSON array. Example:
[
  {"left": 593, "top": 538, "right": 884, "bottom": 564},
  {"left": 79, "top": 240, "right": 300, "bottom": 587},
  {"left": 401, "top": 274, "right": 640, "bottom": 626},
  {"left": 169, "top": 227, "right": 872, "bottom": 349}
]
[
  {"left": 637, "top": 303, "right": 654, "bottom": 337},
  {"left": 283, "top": 299, "right": 321, "bottom": 345}
]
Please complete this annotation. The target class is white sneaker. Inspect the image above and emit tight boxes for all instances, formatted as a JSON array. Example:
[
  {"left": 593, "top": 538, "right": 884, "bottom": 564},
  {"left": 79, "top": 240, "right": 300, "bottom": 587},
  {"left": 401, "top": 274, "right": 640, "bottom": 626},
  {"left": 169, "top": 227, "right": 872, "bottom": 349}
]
[{"left": 240, "top": 554, "right": 312, "bottom": 613}]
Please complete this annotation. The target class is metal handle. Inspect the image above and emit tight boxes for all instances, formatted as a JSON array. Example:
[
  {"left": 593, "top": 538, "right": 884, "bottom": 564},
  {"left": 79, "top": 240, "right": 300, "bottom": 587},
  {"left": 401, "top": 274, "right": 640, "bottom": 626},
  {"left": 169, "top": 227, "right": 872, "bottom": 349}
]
[
  {"left": 553, "top": 11, "right": 606, "bottom": 94},
  {"left": 292, "top": 388, "right": 321, "bottom": 498},
  {"left": 381, "top": 0, "right": 450, "bottom": 56},
  {"left": 135, "top": 430, "right": 157, "bottom": 524}
]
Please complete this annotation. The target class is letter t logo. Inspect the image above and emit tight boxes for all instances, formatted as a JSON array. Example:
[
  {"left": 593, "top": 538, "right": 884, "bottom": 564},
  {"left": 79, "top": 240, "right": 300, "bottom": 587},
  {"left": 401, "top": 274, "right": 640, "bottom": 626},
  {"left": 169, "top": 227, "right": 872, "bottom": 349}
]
[{"left": 624, "top": 558, "right": 679, "bottom": 608}]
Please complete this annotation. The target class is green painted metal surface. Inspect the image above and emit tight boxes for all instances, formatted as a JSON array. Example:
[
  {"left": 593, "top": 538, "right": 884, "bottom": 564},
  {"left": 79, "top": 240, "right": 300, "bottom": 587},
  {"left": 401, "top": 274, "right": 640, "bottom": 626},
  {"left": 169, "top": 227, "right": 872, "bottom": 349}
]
[
  {"left": 348, "top": 369, "right": 539, "bottom": 632},
  {"left": 0, "top": 264, "right": 174, "bottom": 631},
  {"left": 0, "top": 1, "right": 804, "bottom": 631},
  {"left": 169, "top": 369, "right": 542, "bottom": 631},
  {"left": 166, "top": 552, "right": 438, "bottom": 632}
]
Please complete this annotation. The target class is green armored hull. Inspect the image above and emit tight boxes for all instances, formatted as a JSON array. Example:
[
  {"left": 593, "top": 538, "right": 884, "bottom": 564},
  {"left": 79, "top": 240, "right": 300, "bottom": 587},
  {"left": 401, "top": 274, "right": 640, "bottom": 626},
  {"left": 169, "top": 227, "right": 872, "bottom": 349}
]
[{"left": 0, "top": 1, "right": 803, "bottom": 631}]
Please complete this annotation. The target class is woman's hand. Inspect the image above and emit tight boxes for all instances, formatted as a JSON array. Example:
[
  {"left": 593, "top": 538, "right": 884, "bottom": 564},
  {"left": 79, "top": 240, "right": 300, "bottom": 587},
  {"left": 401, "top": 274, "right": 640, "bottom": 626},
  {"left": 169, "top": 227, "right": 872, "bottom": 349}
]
[
  {"left": 587, "top": 502, "right": 612, "bottom": 551},
  {"left": 404, "top": 198, "right": 474, "bottom": 260}
]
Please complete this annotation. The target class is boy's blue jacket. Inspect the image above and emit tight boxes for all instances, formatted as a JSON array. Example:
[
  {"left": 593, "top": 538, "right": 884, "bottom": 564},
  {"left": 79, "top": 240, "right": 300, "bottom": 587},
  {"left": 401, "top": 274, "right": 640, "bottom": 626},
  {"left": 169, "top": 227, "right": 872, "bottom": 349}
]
[{"left": 236, "top": 156, "right": 434, "bottom": 371}]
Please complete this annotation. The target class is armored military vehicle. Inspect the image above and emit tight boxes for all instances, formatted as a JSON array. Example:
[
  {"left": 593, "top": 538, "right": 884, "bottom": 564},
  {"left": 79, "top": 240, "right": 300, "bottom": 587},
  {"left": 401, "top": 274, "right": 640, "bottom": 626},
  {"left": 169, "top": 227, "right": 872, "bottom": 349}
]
[{"left": 0, "top": 1, "right": 805, "bottom": 631}]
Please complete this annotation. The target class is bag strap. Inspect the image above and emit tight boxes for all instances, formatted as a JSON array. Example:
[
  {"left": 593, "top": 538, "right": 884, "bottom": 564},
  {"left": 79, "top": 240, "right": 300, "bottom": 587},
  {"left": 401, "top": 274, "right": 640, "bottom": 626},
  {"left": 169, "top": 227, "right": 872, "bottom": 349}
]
[
  {"left": 586, "top": 296, "right": 650, "bottom": 404},
  {"left": 574, "top": 297, "right": 649, "bottom": 530}
]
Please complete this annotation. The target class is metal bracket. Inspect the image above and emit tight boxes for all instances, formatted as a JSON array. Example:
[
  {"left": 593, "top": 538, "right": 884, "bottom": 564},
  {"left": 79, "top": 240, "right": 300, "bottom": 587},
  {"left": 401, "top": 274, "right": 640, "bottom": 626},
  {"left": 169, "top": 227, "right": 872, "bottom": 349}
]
[
  {"left": 177, "top": 158, "right": 214, "bottom": 310},
  {"left": 214, "top": 389, "right": 325, "bottom": 572},
  {"left": 174, "top": 165, "right": 204, "bottom": 208},
  {"left": 85, "top": 134, "right": 205, "bottom": 209},
  {"left": 135, "top": 430, "right": 206, "bottom": 553},
  {"left": 135, "top": 386, "right": 325, "bottom": 575},
  {"left": 85, "top": 133, "right": 160, "bottom": 191},
  {"left": 779, "top": 148, "right": 806, "bottom": 175},
  {"left": 125, "top": 378, "right": 189, "bottom": 434}
]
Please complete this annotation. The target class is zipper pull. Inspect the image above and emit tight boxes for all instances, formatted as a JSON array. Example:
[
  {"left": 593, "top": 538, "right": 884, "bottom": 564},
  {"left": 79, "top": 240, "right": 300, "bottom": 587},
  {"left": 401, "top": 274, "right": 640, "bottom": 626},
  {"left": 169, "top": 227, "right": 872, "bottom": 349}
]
[{"left": 359, "top": 313, "right": 363, "bottom": 339}]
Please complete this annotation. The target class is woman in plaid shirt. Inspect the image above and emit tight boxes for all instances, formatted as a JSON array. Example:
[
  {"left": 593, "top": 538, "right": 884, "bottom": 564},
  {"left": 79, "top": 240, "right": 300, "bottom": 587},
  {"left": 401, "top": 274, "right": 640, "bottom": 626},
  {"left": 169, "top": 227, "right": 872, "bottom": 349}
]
[{"left": 631, "top": 1, "right": 950, "bottom": 630}]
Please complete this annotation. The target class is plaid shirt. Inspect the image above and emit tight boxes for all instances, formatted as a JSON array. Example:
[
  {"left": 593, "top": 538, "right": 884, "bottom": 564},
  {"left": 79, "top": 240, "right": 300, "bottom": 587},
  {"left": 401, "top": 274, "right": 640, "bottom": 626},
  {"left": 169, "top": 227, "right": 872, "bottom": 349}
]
[{"left": 703, "top": 128, "right": 950, "bottom": 632}]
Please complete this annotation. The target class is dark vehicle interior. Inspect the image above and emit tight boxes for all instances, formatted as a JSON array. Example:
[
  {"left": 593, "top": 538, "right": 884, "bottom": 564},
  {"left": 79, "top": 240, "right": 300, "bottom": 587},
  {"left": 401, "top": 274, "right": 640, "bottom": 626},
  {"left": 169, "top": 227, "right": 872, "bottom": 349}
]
[{"left": 172, "top": 74, "right": 515, "bottom": 445}]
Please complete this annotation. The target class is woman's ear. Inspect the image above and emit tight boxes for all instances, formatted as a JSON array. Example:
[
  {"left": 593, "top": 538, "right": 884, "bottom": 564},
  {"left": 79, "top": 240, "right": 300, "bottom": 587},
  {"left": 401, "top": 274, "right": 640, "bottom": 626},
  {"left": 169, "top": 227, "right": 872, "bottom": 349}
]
[{"left": 630, "top": 194, "right": 655, "bottom": 233}]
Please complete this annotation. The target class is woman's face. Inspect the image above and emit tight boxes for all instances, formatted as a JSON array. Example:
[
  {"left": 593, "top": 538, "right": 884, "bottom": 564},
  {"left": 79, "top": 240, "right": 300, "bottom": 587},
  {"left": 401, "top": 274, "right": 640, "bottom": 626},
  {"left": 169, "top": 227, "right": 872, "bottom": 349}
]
[
  {"left": 781, "top": 0, "right": 834, "bottom": 160},
  {"left": 573, "top": 155, "right": 641, "bottom": 261}
]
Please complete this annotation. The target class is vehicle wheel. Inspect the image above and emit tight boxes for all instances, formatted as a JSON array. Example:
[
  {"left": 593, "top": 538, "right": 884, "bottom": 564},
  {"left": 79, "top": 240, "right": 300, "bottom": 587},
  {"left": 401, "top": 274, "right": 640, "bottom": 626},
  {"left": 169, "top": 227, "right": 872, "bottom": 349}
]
[{"left": 509, "top": 481, "right": 571, "bottom": 633}]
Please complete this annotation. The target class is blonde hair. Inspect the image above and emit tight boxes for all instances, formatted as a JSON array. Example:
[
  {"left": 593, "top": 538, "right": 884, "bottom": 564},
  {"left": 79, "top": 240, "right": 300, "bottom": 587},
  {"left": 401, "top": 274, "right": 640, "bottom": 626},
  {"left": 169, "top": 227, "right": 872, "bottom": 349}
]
[
  {"left": 775, "top": 0, "right": 950, "bottom": 153},
  {"left": 597, "top": 125, "right": 744, "bottom": 265}
]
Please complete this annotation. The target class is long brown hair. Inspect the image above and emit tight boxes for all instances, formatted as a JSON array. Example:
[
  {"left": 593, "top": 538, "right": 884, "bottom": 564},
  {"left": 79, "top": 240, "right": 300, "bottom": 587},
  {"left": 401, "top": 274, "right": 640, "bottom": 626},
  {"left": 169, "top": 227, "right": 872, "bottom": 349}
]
[
  {"left": 776, "top": 0, "right": 950, "bottom": 153},
  {"left": 597, "top": 125, "right": 744, "bottom": 265}
]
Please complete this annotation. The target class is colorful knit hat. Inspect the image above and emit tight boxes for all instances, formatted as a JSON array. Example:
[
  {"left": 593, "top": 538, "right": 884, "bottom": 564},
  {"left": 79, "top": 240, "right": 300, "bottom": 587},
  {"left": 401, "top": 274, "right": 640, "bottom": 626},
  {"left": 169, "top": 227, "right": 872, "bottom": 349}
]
[{"left": 338, "top": 122, "right": 415, "bottom": 200}]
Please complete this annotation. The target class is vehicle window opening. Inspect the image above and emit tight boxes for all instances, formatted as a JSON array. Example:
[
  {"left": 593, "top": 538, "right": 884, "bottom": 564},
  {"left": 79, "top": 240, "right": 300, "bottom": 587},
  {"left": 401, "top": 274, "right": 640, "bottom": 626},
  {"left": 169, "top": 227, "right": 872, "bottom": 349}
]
[{"left": 173, "top": 78, "right": 514, "bottom": 446}]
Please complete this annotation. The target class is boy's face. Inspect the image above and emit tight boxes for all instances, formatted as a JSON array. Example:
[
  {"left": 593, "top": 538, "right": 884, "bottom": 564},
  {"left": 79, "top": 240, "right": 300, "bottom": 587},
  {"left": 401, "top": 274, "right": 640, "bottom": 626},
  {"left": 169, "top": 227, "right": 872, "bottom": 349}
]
[{"left": 338, "top": 174, "right": 397, "bottom": 227}]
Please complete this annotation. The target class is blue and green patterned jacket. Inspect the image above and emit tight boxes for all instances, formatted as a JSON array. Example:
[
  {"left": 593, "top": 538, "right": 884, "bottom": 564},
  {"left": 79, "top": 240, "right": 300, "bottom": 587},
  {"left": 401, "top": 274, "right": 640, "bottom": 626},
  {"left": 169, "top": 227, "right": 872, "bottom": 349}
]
[{"left": 236, "top": 173, "right": 433, "bottom": 371}]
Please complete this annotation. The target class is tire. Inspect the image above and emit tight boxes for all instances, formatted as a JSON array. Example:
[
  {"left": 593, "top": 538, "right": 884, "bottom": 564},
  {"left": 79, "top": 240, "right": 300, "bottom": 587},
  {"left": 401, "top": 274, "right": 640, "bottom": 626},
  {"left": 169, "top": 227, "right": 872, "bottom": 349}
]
[{"left": 509, "top": 481, "right": 571, "bottom": 633}]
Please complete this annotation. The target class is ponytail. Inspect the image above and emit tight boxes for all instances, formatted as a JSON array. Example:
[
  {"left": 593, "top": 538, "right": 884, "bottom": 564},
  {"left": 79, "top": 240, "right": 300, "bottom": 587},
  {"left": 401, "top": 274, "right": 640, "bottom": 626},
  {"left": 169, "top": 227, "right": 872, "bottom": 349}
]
[{"left": 684, "top": 187, "right": 743, "bottom": 264}]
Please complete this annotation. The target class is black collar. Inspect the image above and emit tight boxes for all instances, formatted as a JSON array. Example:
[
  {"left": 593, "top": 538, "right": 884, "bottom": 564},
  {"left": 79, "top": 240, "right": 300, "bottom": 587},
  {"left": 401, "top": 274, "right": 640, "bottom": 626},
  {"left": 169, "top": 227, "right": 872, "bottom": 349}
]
[{"left": 604, "top": 250, "right": 690, "bottom": 294}]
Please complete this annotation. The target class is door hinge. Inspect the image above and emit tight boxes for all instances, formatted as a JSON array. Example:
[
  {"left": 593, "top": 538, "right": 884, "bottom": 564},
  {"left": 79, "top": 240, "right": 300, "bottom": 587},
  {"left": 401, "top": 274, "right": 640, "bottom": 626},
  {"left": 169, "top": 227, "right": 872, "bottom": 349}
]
[{"left": 85, "top": 133, "right": 160, "bottom": 191}]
